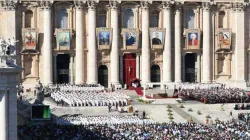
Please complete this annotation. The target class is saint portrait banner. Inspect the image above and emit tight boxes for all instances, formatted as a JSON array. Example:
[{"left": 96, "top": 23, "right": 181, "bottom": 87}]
[
  {"left": 150, "top": 28, "right": 165, "bottom": 49},
  {"left": 22, "top": 28, "right": 38, "bottom": 50},
  {"left": 96, "top": 28, "right": 112, "bottom": 50},
  {"left": 185, "top": 29, "right": 201, "bottom": 50},
  {"left": 217, "top": 28, "right": 232, "bottom": 50},
  {"left": 122, "top": 28, "right": 140, "bottom": 50},
  {"left": 55, "top": 29, "right": 72, "bottom": 50}
]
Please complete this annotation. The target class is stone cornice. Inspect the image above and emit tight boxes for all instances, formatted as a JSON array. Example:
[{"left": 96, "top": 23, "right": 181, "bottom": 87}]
[
  {"left": 38, "top": 0, "right": 53, "bottom": 10},
  {"left": 0, "top": 0, "right": 18, "bottom": 11}
]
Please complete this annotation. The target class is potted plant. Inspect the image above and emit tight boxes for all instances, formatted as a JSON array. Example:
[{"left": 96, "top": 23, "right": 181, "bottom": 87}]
[
  {"left": 167, "top": 109, "right": 172, "bottom": 112},
  {"left": 168, "top": 112, "right": 173, "bottom": 116},
  {"left": 188, "top": 108, "right": 193, "bottom": 112},
  {"left": 167, "top": 105, "right": 172, "bottom": 108},
  {"left": 206, "top": 115, "right": 211, "bottom": 119}
]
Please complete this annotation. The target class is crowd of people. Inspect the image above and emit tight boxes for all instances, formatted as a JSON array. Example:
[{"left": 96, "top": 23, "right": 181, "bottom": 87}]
[
  {"left": 179, "top": 85, "right": 249, "bottom": 103},
  {"left": 177, "top": 83, "right": 224, "bottom": 90},
  {"left": 238, "top": 113, "right": 250, "bottom": 123},
  {"left": 45, "top": 84, "right": 130, "bottom": 107},
  {"left": 55, "top": 115, "right": 153, "bottom": 125},
  {"left": 18, "top": 121, "right": 250, "bottom": 140}
]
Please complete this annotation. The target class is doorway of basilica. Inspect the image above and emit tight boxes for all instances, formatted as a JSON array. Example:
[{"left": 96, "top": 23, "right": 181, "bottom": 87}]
[
  {"left": 185, "top": 53, "right": 197, "bottom": 82},
  {"left": 151, "top": 65, "right": 160, "bottom": 87},
  {"left": 57, "top": 54, "right": 70, "bottom": 83},
  {"left": 123, "top": 53, "right": 136, "bottom": 86},
  {"left": 98, "top": 65, "right": 108, "bottom": 87}
]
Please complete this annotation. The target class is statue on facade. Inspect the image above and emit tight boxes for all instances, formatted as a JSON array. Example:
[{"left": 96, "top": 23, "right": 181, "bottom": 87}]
[
  {"left": 0, "top": 37, "right": 18, "bottom": 67},
  {"left": 34, "top": 80, "right": 44, "bottom": 104},
  {"left": 16, "top": 83, "right": 24, "bottom": 96}
]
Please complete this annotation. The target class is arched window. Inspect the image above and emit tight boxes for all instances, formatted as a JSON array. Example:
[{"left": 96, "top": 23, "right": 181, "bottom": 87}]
[
  {"left": 25, "top": 10, "right": 33, "bottom": 28},
  {"left": 123, "top": 8, "right": 134, "bottom": 28},
  {"left": 219, "top": 11, "right": 225, "bottom": 28},
  {"left": 58, "top": 9, "right": 68, "bottom": 28},
  {"left": 97, "top": 10, "right": 106, "bottom": 27},
  {"left": 186, "top": 9, "right": 195, "bottom": 29},
  {"left": 150, "top": 10, "right": 159, "bottom": 27}
]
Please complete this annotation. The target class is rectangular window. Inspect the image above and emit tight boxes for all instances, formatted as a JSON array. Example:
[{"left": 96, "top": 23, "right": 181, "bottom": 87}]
[
  {"left": 98, "top": 15, "right": 106, "bottom": 27},
  {"left": 150, "top": 15, "right": 159, "bottom": 27}
]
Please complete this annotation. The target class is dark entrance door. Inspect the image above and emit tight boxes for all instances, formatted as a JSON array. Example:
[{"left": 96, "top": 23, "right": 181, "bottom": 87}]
[
  {"left": 57, "top": 54, "right": 70, "bottom": 83},
  {"left": 123, "top": 54, "right": 136, "bottom": 86},
  {"left": 98, "top": 65, "right": 108, "bottom": 87},
  {"left": 185, "top": 53, "right": 196, "bottom": 82},
  {"left": 151, "top": 65, "right": 160, "bottom": 87}
]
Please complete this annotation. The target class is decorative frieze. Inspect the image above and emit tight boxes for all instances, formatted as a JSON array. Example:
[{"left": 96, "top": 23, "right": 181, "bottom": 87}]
[
  {"left": 0, "top": 0, "right": 17, "bottom": 10},
  {"left": 175, "top": 2, "right": 182, "bottom": 11},
  {"left": 231, "top": 2, "right": 247, "bottom": 12}
]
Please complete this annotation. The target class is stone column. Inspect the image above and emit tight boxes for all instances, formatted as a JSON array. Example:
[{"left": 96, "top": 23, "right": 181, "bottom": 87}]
[
  {"left": 70, "top": 55, "right": 74, "bottom": 84},
  {"left": 232, "top": 3, "right": 246, "bottom": 86},
  {"left": 202, "top": 2, "right": 212, "bottom": 83},
  {"left": 0, "top": 69, "right": 22, "bottom": 140},
  {"left": 0, "top": 90, "right": 8, "bottom": 140},
  {"left": 141, "top": 1, "right": 151, "bottom": 84},
  {"left": 110, "top": 1, "right": 120, "bottom": 85},
  {"left": 197, "top": 53, "right": 201, "bottom": 82},
  {"left": 87, "top": 0, "right": 98, "bottom": 84},
  {"left": 162, "top": 2, "right": 172, "bottom": 83},
  {"left": 136, "top": 53, "right": 140, "bottom": 78},
  {"left": 182, "top": 53, "right": 185, "bottom": 82},
  {"left": 53, "top": 54, "right": 57, "bottom": 83},
  {"left": 40, "top": 1, "right": 53, "bottom": 85},
  {"left": 75, "top": 2, "right": 84, "bottom": 84},
  {"left": 119, "top": 55, "right": 123, "bottom": 86},
  {"left": 174, "top": 3, "right": 182, "bottom": 83}
]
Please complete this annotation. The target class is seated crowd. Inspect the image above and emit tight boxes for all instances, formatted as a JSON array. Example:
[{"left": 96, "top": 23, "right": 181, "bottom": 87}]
[
  {"left": 18, "top": 121, "right": 249, "bottom": 139},
  {"left": 55, "top": 115, "right": 154, "bottom": 125},
  {"left": 177, "top": 83, "right": 224, "bottom": 90},
  {"left": 238, "top": 113, "right": 250, "bottom": 123},
  {"left": 234, "top": 104, "right": 250, "bottom": 110},
  {"left": 180, "top": 87, "right": 249, "bottom": 104},
  {"left": 46, "top": 84, "right": 130, "bottom": 107}
]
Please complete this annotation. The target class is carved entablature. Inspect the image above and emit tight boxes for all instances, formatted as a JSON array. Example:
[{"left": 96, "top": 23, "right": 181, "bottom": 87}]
[
  {"left": 109, "top": 0, "right": 120, "bottom": 10},
  {"left": 98, "top": 51, "right": 110, "bottom": 64},
  {"left": 230, "top": 2, "right": 247, "bottom": 12},
  {"left": 162, "top": 1, "right": 173, "bottom": 10},
  {"left": 175, "top": 2, "right": 183, "bottom": 11},
  {"left": 202, "top": 2, "right": 211, "bottom": 11},
  {"left": 74, "top": 0, "right": 86, "bottom": 10},
  {"left": 151, "top": 51, "right": 162, "bottom": 62},
  {"left": 0, "top": 0, "right": 17, "bottom": 10},
  {"left": 140, "top": 1, "right": 151, "bottom": 10},
  {"left": 87, "top": 0, "right": 97, "bottom": 10}
]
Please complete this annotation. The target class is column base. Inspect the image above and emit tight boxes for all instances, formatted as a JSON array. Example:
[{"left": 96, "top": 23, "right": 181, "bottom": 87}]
[
  {"left": 110, "top": 82, "right": 122, "bottom": 89},
  {"left": 201, "top": 80, "right": 212, "bottom": 83},
  {"left": 174, "top": 80, "right": 182, "bottom": 83},
  {"left": 75, "top": 81, "right": 85, "bottom": 85},
  {"left": 87, "top": 81, "right": 98, "bottom": 85},
  {"left": 43, "top": 82, "right": 53, "bottom": 86}
]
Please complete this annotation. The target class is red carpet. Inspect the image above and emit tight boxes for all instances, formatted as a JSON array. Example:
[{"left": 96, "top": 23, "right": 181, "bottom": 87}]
[{"left": 134, "top": 88, "right": 151, "bottom": 98}]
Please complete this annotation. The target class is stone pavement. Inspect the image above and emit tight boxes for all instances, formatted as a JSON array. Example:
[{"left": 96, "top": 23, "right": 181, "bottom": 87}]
[{"left": 18, "top": 89, "right": 250, "bottom": 125}]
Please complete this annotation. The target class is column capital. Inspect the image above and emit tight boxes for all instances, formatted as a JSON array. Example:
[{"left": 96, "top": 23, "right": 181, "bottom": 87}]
[
  {"left": 87, "top": 0, "right": 97, "bottom": 10},
  {"left": 162, "top": 1, "right": 173, "bottom": 11},
  {"left": 175, "top": 2, "right": 182, "bottom": 11},
  {"left": 140, "top": 1, "right": 151, "bottom": 10},
  {"left": 231, "top": 2, "right": 247, "bottom": 12},
  {"left": 202, "top": 2, "right": 211, "bottom": 11},
  {"left": 0, "top": 0, "right": 17, "bottom": 11},
  {"left": 109, "top": 0, "right": 120, "bottom": 10},
  {"left": 74, "top": 0, "right": 85, "bottom": 10},
  {"left": 38, "top": 0, "right": 53, "bottom": 10}
]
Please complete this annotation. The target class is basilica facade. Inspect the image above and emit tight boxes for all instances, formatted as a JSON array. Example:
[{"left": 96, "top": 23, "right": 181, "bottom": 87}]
[{"left": 0, "top": 0, "right": 249, "bottom": 88}]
